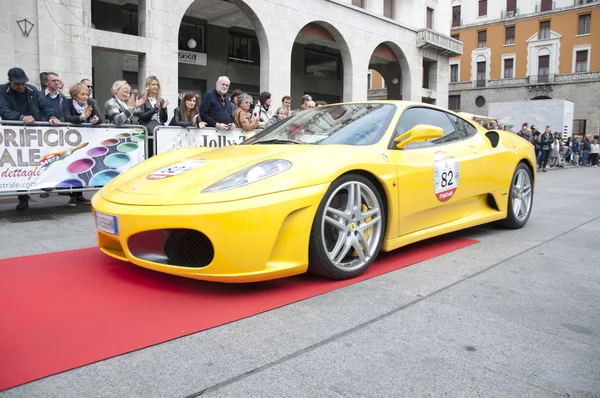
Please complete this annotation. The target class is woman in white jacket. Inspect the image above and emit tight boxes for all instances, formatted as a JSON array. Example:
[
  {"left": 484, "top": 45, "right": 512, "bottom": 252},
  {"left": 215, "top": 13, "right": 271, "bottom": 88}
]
[{"left": 252, "top": 91, "right": 273, "bottom": 129}]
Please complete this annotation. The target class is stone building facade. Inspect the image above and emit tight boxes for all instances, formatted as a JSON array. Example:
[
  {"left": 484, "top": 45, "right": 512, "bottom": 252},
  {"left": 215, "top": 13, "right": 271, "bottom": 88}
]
[
  {"left": 1, "top": 0, "right": 461, "bottom": 116},
  {"left": 448, "top": 0, "right": 600, "bottom": 136}
]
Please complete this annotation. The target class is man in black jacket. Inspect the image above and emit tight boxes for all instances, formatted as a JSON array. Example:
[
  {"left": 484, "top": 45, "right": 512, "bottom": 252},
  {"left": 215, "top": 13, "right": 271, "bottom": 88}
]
[
  {"left": 199, "top": 76, "right": 234, "bottom": 130},
  {"left": 0, "top": 67, "right": 61, "bottom": 210},
  {"left": 539, "top": 126, "right": 554, "bottom": 172}
]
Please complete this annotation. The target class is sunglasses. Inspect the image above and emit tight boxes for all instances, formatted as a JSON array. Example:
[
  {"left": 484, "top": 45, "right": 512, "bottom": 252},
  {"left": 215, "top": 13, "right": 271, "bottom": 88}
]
[{"left": 87, "top": 85, "right": 93, "bottom": 89}]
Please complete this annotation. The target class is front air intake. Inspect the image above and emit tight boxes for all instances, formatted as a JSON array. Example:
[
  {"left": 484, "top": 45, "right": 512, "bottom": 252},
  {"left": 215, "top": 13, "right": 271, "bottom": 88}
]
[
  {"left": 163, "top": 229, "right": 215, "bottom": 267},
  {"left": 128, "top": 229, "right": 214, "bottom": 268}
]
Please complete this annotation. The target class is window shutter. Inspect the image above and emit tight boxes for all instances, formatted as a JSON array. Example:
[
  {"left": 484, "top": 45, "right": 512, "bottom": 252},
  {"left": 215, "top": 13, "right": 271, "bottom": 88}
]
[
  {"left": 576, "top": 50, "right": 588, "bottom": 63},
  {"left": 479, "top": 0, "right": 487, "bottom": 16}
]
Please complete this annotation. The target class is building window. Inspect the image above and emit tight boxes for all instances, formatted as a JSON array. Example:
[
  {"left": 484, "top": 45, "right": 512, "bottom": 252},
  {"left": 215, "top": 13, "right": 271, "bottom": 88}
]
[
  {"left": 578, "top": 14, "right": 591, "bottom": 35},
  {"left": 451, "top": 34, "right": 460, "bottom": 41},
  {"left": 504, "top": 58, "right": 514, "bottom": 78},
  {"left": 121, "top": 8, "right": 138, "bottom": 36},
  {"left": 538, "top": 55, "right": 550, "bottom": 82},
  {"left": 305, "top": 50, "right": 341, "bottom": 79},
  {"left": 427, "top": 7, "right": 434, "bottom": 29},
  {"left": 423, "top": 60, "right": 431, "bottom": 89},
  {"left": 478, "top": 30, "right": 487, "bottom": 48},
  {"left": 450, "top": 64, "right": 459, "bottom": 82},
  {"left": 506, "top": 0, "right": 517, "bottom": 13},
  {"left": 476, "top": 61, "right": 486, "bottom": 87},
  {"left": 479, "top": 0, "right": 487, "bottom": 16},
  {"left": 352, "top": 0, "right": 364, "bottom": 8},
  {"left": 179, "top": 20, "right": 205, "bottom": 52},
  {"left": 452, "top": 6, "right": 461, "bottom": 27},
  {"left": 384, "top": 0, "right": 394, "bottom": 18},
  {"left": 228, "top": 34, "right": 260, "bottom": 65},
  {"left": 367, "top": 71, "right": 373, "bottom": 89},
  {"left": 539, "top": 21, "right": 551, "bottom": 39},
  {"left": 505, "top": 26, "right": 515, "bottom": 45},
  {"left": 573, "top": 119, "right": 586, "bottom": 137},
  {"left": 475, "top": 95, "right": 486, "bottom": 107},
  {"left": 576, "top": 50, "right": 589, "bottom": 72},
  {"left": 449, "top": 95, "right": 461, "bottom": 111},
  {"left": 540, "top": 0, "right": 553, "bottom": 12}
]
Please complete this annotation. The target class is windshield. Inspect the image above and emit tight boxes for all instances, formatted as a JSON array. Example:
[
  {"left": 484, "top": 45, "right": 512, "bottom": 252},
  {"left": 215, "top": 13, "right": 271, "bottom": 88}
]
[{"left": 244, "top": 103, "right": 396, "bottom": 146}]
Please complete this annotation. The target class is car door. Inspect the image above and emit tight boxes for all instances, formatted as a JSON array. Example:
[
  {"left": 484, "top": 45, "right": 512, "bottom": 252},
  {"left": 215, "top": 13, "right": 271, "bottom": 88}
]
[{"left": 386, "top": 106, "right": 480, "bottom": 236}]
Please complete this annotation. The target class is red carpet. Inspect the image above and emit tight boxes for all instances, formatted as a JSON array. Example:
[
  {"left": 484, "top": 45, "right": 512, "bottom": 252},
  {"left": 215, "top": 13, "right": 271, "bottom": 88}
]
[{"left": 0, "top": 237, "right": 477, "bottom": 391}]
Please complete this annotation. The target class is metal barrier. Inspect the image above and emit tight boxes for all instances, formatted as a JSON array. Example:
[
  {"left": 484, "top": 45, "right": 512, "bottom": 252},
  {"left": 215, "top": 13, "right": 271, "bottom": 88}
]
[
  {"left": 0, "top": 121, "right": 148, "bottom": 197},
  {"left": 154, "top": 126, "right": 256, "bottom": 155}
]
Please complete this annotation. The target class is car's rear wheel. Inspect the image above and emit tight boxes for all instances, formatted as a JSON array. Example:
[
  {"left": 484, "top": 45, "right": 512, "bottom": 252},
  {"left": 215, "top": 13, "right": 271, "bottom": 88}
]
[
  {"left": 308, "top": 174, "right": 385, "bottom": 279},
  {"left": 498, "top": 162, "right": 533, "bottom": 229}
]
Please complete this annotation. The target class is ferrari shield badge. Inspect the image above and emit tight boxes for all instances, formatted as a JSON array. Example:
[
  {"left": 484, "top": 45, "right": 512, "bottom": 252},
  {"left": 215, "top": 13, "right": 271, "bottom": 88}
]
[
  {"left": 147, "top": 159, "right": 206, "bottom": 180},
  {"left": 433, "top": 151, "right": 460, "bottom": 202}
]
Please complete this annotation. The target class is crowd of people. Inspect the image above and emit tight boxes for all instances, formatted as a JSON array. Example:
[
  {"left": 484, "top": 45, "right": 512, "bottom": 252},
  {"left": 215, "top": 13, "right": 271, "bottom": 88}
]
[
  {"left": 514, "top": 123, "right": 599, "bottom": 171},
  {"left": 0, "top": 67, "right": 324, "bottom": 210}
]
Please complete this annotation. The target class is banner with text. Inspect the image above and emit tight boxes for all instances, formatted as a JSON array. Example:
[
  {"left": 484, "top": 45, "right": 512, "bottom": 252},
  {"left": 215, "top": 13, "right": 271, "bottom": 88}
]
[
  {"left": 155, "top": 126, "right": 252, "bottom": 155},
  {"left": 0, "top": 125, "right": 147, "bottom": 192}
]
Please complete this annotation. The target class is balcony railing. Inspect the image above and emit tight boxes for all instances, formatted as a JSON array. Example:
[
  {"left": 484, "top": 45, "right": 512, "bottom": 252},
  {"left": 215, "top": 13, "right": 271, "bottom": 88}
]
[
  {"left": 449, "top": 72, "right": 600, "bottom": 90},
  {"left": 528, "top": 74, "right": 554, "bottom": 84},
  {"left": 500, "top": 9, "right": 519, "bottom": 19},
  {"left": 451, "top": 18, "right": 462, "bottom": 28},
  {"left": 574, "top": 0, "right": 598, "bottom": 5},
  {"left": 417, "top": 29, "right": 463, "bottom": 57},
  {"left": 535, "top": 2, "right": 555, "bottom": 12},
  {"left": 555, "top": 71, "right": 600, "bottom": 82},
  {"left": 488, "top": 77, "right": 529, "bottom": 86}
]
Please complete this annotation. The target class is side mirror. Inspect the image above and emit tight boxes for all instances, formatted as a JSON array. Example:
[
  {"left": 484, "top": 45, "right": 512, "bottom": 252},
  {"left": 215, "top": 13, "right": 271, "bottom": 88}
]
[{"left": 394, "top": 124, "right": 444, "bottom": 149}]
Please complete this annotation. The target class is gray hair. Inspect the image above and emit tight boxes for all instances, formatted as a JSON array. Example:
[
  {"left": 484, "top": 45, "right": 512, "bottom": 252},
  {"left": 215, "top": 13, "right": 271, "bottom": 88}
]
[
  {"left": 238, "top": 93, "right": 253, "bottom": 105},
  {"left": 111, "top": 80, "right": 130, "bottom": 95}
]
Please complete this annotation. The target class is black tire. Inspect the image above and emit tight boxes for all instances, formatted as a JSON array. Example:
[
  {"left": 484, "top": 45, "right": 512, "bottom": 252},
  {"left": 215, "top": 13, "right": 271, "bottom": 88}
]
[
  {"left": 308, "top": 174, "right": 386, "bottom": 279},
  {"left": 497, "top": 162, "right": 534, "bottom": 229}
]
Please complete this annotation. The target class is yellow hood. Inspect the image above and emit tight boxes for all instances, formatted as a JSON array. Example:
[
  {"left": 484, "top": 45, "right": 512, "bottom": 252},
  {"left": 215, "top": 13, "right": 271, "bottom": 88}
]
[{"left": 99, "top": 144, "right": 390, "bottom": 206}]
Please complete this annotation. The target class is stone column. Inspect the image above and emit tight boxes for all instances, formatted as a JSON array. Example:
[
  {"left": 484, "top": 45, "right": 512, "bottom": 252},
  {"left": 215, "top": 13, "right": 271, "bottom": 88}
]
[
  {"left": 258, "top": 29, "right": 294, "bottom": 108},
  {"left": 436, "top": 58, "right": 450, "bottom": 108},
  {"left": 138, "top": 0, "right": 179, "bottom": 119},
  {"left": 366, "top": 0, "right": 384, "bottom": 16},
  {"left": 35, "top": 0, "right": 91, "bottom": 88}
]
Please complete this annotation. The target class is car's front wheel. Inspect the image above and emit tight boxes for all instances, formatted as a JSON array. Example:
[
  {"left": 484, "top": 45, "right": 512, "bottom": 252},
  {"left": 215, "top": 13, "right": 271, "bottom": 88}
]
[
  {"left": 498, "top": 162, "right": 534, "bottom": 229},
  {"left": 308, "top": 174, "right": 386, "bottom": 279}
]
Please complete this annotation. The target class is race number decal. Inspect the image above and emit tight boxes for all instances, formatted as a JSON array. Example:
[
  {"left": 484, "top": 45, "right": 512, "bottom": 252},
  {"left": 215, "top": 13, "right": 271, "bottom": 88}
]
[
  {"left": 433, "top": 151, "right": 460, "bottom": 202},
  {"left": 147, "top": 159, "right": 206, "bottom": 180}
]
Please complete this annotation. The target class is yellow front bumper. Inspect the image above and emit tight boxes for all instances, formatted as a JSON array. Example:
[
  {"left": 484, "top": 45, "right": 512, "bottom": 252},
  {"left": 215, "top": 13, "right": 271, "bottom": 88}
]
[{"left": 92, "top": 184, "right": 329, "bottom": 282}]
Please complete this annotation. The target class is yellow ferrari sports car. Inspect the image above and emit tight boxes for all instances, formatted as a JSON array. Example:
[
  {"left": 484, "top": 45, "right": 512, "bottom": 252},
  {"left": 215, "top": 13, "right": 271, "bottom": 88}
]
[{"left": 92, "top": 101, "right": 536, "bottom": 283}]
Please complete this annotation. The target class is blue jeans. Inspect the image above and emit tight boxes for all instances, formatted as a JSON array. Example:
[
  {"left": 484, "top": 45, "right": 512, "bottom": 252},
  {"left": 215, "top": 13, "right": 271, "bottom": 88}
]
[{"left": 583, "top": 149, "right": 590, "bottom": 165}]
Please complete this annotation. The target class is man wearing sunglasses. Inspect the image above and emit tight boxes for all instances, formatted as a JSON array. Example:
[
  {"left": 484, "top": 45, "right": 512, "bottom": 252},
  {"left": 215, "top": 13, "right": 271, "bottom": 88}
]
[{"left": 81, "top": 78, "right": 97, "bottom": 107}]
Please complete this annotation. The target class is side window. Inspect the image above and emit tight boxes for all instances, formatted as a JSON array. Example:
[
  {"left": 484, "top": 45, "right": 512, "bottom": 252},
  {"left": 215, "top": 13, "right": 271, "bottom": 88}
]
[
  {"left": 391, "top": 107, "right": 461, "bottom": 149},
  {"left": 446, "top": 113, "right": 478, "bottom": 139}
]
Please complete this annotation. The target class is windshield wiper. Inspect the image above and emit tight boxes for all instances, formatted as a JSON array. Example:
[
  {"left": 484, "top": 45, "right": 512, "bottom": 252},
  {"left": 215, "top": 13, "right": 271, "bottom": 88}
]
[{"left": 254, "top": 139, "right": 301, "bottom": 145}]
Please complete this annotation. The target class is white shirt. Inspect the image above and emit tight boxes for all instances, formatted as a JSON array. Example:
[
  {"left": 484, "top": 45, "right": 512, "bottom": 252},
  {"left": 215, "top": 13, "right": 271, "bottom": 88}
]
[
  {"left": 44, "top": 88, "right": 59, "bottom": 99},
  {"left": 148, "top": 98, "right": 160, "bottom": 122}
]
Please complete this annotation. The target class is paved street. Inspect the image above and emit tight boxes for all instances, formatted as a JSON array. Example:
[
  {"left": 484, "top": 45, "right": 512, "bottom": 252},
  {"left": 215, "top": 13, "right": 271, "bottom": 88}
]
[{"left": 1, "top": 166, "right": 599, "bottom": 398}]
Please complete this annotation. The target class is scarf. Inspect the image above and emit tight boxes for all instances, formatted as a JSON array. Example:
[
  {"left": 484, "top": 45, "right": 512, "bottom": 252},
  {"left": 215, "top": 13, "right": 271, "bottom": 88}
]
[
  {"left": 72, "top": 100, "right": 87, "bottom": 115},
  {"left": 114, "top": 96, "right": 129, "bottom": 111}
]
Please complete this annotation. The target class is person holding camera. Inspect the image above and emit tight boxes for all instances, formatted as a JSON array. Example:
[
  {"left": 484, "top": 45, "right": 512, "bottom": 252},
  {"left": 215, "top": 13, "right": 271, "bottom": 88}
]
[{"left": 233, "top": 93, "right": 259, "bottom": 132}]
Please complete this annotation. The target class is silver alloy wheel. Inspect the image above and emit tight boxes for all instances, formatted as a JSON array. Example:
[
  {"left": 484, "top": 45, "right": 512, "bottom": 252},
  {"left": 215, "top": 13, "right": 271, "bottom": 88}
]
[
  {"left": 320, "top": 180, "right": 383, "bottom": 272},
  {"left": 511, "top": 168, "right": 533, "bottom": 222}
]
